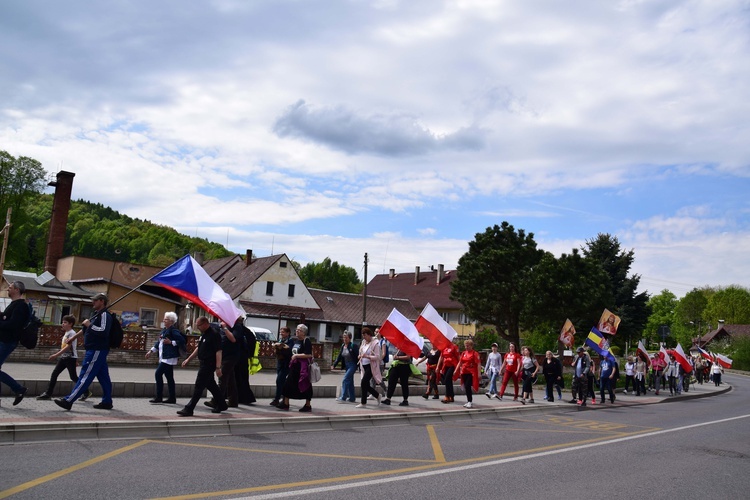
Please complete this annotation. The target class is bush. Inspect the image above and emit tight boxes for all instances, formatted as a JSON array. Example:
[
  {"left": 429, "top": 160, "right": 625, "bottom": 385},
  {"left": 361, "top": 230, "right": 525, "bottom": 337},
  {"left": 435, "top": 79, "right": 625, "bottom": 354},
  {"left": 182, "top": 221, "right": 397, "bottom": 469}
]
[
  {"left": 473, "top": 328, "right": 500, "bottom": 351},
  {"left": 729, "top": 336, "right": 750, "bottom": 371}
]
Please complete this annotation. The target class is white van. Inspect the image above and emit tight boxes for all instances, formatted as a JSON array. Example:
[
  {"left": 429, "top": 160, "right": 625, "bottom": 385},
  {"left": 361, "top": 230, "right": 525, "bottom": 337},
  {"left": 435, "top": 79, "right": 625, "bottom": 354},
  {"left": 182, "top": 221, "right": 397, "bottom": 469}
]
[{"left": 248, "top": 326, "right": 273, "bottom": 341}]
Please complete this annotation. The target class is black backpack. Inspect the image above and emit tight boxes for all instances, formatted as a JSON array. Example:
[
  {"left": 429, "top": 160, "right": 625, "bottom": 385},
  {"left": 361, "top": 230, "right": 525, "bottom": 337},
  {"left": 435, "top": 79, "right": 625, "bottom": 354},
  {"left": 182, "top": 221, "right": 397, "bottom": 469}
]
[
  {"left": 19, "top": 303, "right": 41, "bottom": 349},
  {"left": 108, "top": 311, "right": 124, "bottom": 348}
]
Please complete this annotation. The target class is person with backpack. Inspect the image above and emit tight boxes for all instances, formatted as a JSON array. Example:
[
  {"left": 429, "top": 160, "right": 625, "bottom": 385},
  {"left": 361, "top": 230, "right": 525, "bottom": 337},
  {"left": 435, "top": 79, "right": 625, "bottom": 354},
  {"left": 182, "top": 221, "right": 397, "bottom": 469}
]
[
  {"left": 145, "top": 311, "right": 185, "bottom": 404},
  {"left": 54, "top": 293, "right": 114, "bottom": 411},
  {"left": 0, "top": 281, "right": 31, "bottom": 406}
]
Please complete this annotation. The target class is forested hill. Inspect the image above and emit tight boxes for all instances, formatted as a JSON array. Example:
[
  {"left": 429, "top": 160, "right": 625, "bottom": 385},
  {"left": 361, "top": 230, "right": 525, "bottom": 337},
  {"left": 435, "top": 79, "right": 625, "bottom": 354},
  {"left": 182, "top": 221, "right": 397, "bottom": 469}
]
[{"left": 9, "top": 193, "right": 232, "bottom": 271}]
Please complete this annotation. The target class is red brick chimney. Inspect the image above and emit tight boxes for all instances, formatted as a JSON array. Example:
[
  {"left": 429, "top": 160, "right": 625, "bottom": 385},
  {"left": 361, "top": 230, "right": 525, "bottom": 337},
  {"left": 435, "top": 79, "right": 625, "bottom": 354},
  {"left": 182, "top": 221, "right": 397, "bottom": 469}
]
[{"left": 44, "top": 171, "right": 75, "bottom": 276}]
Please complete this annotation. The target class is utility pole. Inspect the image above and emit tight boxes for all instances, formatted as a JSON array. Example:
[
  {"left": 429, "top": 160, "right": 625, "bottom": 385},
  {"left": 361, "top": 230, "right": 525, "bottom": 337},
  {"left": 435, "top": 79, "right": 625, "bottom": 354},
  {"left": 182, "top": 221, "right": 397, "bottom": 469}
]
[
  {"left": 361, "top": 252, "right": 368, "bottom": 336},
  {"left": 0, "top": 208, "right": 12, "bottom": 281}
]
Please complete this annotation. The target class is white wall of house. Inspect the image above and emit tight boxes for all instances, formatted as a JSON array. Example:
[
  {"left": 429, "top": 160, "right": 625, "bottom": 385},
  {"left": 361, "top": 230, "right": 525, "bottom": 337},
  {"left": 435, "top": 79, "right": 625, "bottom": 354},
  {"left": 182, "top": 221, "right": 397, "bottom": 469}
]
[{"left": 238, "top": 256, "right": 320, "bottom": 309}]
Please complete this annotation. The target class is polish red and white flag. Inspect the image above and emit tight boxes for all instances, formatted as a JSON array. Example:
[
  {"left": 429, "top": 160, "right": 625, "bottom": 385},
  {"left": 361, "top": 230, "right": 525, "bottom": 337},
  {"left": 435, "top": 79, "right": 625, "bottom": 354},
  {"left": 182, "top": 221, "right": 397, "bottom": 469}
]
[
  {"left": 379, "top": 308, "right": 425, "bottom": 358},
  {"left": 414, "top": 303, "right": 458, "bottom": 351},
  {"left": 715, "top": 353, "right": 733, "bottom": 369},
  {"left": 637, "top": 340, "right": 652, "bottom": 367},
  {"left": 673, "top": 343, "right": 693, "bottom": 373}
]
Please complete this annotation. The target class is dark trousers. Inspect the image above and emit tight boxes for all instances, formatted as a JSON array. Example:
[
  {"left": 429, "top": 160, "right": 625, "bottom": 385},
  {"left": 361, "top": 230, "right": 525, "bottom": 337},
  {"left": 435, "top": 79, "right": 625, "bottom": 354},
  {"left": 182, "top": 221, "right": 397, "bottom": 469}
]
[
  {"left": 461, "top": 373, "right": 474, "bottom": 402},
  {"left": 442, "top": 366, "right": 456, "bottom": 398},
  {"left": 545, "top": 376, "right": 559, "bottom": 401},
  {"left": 385, "top": 363, "right": 411, "bottom": 400},
  {"left": 600, "top": 377, "right": 615, "bottom": 402},
  {"left": 185, "top": 363, "right": 224, "bottom": 411},
  {"left": 154, "top": 362, "right": 176, "bottom": 400},
  {"left": 235, "top": 353, "right": 256, "bottom": 404},
  {"left": 572, "top": 375, "right": 587, "bottom": 402},
  {"left": 46, "top": 357, "right": 78, "bottom": 395},
  {"left": 217, "top": 357, "right": 238, "bottom": 406},
  {"left": 275, "top": 365, "right": 290, "bottom": 401},
  {"left": 624, "top": 375, "right": 635, "bottom": 392},
  {"left": 360, "top": 364, "right": 380, "bottom": 404}
]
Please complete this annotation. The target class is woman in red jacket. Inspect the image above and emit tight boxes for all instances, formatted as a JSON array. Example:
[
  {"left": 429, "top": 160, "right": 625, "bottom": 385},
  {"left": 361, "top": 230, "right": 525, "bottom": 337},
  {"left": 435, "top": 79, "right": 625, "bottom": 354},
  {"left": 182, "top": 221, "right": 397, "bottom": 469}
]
[
  {"left": 437, "top": 342, "right": 460, "bottom": 403},
  {"left": 498, "top": 343, "right": 521, "bottom": 401},
  {"left": 455, "top": 339, "right": 481, "bottom": 408}
]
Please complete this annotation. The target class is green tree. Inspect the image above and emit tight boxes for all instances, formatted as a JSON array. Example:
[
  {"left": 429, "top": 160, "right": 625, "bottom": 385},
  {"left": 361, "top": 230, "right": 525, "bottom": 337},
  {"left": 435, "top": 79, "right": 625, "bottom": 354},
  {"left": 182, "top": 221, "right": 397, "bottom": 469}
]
[
  {"left": 0, "top": 151, "right": 48, "bottom": 270},
  {"left": 582, "top": 233, "right": 650, "bottom": 353},
  {"left": 703, "top": 285, "right": 750, "bottom": 326},
  {"left": 672, "top": 287, "right": 711, "bottom": 346},
  {"left": 298, "top": 257, "right": 363, "bottom": 293},
  {"left": 450, "top": 222, "right": 546, "bottom": 346},
  {"left": 644, "top": 290, "right": 678, "bottom": 346}
]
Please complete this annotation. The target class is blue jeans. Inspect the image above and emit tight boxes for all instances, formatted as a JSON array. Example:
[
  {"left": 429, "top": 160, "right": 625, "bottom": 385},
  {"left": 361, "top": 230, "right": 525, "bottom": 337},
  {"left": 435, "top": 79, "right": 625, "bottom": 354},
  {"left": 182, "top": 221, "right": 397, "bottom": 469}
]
[
  {"left": 0, "top": 340, "right": 24, "bottom": 393},
  {"left": 275, "top": 365, "right": 289, "bottom": 401},
  {"left": 487, "top": 371, "right": 499, "bottom": 394},
  {"left": 341, "top": 361, "right": 357, "bottom": 401},
  {"left": 64, "top": 349, "right": 112, "bottom": 404}
]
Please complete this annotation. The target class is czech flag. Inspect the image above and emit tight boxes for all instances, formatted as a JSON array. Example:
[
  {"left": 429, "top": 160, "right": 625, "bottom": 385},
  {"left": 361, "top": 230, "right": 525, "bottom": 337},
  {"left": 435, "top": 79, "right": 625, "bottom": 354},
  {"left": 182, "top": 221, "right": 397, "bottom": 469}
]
[
  {"left": 695, "top": 346, "right": 714, "bottom": 362},
  {"left": 586, "top": 328, "right": 615, "bottom": 361},
  {"left": 151, "top": 255, "right": 246, "bottom": 325},
  {"left": 414, "top": 303, "right": 457, "bottom": 351},
  {"left": 379, "top": 308, "right": 424, "bottom": 358}
]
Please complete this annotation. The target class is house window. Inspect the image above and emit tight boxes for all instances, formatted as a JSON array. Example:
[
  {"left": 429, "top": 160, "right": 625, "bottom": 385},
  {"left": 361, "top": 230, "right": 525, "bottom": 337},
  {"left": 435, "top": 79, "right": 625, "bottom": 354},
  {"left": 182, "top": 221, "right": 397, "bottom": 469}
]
[
  {"left": 140, "top": 308, "right": 157, "bottom": 326},
  {"left": 280, "top": 261, "right": 288, "bottom": 268},
  {"left": 266, "top": 282, "right": 274, "bottom": 296},
  {"left": 288, "top": 284, "right": 295, "bottom": 297}
]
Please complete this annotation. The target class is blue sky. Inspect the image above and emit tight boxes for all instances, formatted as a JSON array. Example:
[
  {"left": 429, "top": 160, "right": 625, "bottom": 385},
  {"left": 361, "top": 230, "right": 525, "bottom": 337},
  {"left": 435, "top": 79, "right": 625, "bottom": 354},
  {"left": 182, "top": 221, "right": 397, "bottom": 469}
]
[{"left": 2, "top": 0, "right": 749, "bottom": 298}]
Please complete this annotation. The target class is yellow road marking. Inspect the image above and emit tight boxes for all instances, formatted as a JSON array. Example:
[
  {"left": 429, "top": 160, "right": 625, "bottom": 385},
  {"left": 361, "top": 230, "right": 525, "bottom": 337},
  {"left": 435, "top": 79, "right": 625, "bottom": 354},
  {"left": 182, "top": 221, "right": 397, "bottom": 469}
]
[
  {"left": 0, "top": 439, "right": 150, "bottom": 499},
  {"left": 149, "top": 439, "right": 436, "bottom": 463},
  {"left": 426, "top": 425, "right": 446, "bottom": 462},
  {"left": 153, "top": 428, "right": 657, "bottom": 500}
]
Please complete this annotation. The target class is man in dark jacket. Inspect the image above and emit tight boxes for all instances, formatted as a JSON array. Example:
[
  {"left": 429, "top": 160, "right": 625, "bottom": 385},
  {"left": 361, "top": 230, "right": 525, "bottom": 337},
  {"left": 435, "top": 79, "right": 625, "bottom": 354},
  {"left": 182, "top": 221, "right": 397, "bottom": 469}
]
[
  {"left": 177, "top": 316, "right": 227, "bottom": 416},
  {"left": 0, "top": 281, "right": 31, "bottom": 406},
  {"left": 55, "top": 293, "right": 114, "bottom": 410}
]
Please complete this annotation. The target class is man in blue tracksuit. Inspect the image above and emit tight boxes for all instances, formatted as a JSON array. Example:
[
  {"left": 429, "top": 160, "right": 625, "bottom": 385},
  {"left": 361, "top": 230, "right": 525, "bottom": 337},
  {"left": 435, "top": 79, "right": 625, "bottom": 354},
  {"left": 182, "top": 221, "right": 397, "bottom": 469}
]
[{"left": 55, "top": 293, "right": 114, "bottom": 410}]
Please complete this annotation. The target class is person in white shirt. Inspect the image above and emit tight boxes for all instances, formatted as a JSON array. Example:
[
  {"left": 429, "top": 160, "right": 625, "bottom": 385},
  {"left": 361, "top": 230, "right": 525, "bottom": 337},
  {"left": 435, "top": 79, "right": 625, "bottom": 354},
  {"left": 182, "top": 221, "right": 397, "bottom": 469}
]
[{"left": 37, "top": 315, "right": 85, "bottom": 400}]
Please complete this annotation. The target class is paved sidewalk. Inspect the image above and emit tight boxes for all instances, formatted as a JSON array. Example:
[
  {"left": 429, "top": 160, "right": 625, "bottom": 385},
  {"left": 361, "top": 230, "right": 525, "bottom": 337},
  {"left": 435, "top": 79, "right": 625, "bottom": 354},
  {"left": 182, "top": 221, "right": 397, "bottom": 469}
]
[{"left": 0, "top": 362, "right": 730, "bottom": 444}]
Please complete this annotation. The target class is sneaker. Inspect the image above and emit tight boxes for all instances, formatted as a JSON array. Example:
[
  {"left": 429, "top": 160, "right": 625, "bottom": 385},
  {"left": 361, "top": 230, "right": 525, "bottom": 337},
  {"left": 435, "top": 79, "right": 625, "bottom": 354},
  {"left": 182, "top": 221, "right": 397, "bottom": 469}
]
[
  {"left": 54, "top": 398, "right": 72, "bottom": 411},
  {"left": 422, "top": 394, "right": 429, "bottom": 400},
  {"left": 177, "top": 408, "right": 193, "bottom": 417},
  {"left": 381, "top": 399, "right": 391, "bottom": 405},
  {"left": 398, "top": 400, "right": 409, "bottom": 406},
  {"left": 93, "top": 402, "right": 113, "bottom": 410},
  {"left": 576, "top": 399, "right": 582, "bottom": 405},
  {"left": 298, "top": 405, "right": 312, "bottom": 413},
  {"left": 486, "top": 393, "right": 493, "bottom": 399},
  {"left": 557, "top": 396, "right": 562, "bottom": 401},
  {"left": 13, "top": 387, "right": 27, "bottom": 406},
  {"left": 623, "top": 390, "right": 628, "bottom": 394},
  {"left": 335, "top": 398, "right": 345, "bottom": 403},
  {"left": 542, "top": 395, "right": 548, "bottom": 400},
  {"left": 495, "top": 394, "right": 502, "bottom": 401},
  {"left": 36, "top": 392, "right": 52, "bottom": 400},
  {"left": 529, "top": 399, "right": 535, "bottom": 403},
  {"left": 367, "top": 395, "right": 375, "bottom": 400},
  {"left": 580, "top": 401, "right": 587, "bottom": 407},
  {"left": 591, "top": 399, "right": 597, "bottom": 405},
  {"left": 520, "top": 398, "right": 526, "bottom": 405},
  {"left": 466, "top": 401, "right": 473, "bottom": 408},
  {"left": 355, "top": 404, "right": 367, "bottom": 408},
  {"left": 79, "top": 390, "right": 93, "bottom": 402}
]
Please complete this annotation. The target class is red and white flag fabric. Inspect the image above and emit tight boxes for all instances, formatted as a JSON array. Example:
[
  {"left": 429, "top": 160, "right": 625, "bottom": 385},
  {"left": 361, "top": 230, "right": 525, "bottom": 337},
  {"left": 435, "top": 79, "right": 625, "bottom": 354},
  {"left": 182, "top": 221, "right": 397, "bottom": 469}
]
[
  {"left": 414, "top": 303, "right": 457, "bottom": 351},
  {"left": 673, "top": 343, "right": 692, "bottom": 373},
  {"left": 715, "top": 353, "right": 733, "bottom": 369},
  {"left": 659, "top": 345, "right": 671, "bottom": 367},
  {"left": 379, "top": 308, "right": 424, "bottom": 358},
  {"left": 151, "top": 255, "right": 246, "bottom": 325},
  {"left": 637, "top": 340, "right": 652, "bottom": 367}
]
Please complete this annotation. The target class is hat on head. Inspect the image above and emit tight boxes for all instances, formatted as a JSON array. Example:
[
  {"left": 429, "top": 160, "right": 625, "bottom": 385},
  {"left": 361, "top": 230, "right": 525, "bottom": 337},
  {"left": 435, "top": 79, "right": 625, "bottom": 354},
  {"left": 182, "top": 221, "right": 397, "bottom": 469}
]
[
  {"left": 92, "top": 292, "right": 109, "bottom": 304},
  {"left": 577, "top": 346, "right": 585, "bottom": 352},
  {"left": 491, "top": 343, "right": 498, "bottom": 348}
]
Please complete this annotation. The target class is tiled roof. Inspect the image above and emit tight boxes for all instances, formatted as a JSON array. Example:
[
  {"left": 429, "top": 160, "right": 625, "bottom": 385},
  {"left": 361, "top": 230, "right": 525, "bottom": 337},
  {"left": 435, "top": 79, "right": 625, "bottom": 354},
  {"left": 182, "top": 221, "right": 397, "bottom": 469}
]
[
  {"left": 238, "top": 289, "right": 418, "bottom": 327},
  {"left": 701, "top": 324, "right": 750, "bottom": 345},
  {"left": 203, "top": 254, "right": 282, "bottom": 299},
  {"left": 366, "top": 268, "right": 462, "bottom": 310}
]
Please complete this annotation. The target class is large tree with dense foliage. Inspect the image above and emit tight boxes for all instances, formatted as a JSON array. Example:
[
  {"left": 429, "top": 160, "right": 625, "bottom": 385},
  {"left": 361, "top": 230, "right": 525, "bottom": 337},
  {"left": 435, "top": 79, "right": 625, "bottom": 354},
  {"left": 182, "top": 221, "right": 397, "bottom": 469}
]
[
  {"left": 298, "top": 257, "right": 363, "bottom": 293},
  {"left": 0, "top": 151, "right": 48, "bottom": 269},
  {"left": 450, "top": 222, "right": 546, "bottom": 346},
  {"left": 671, "top": 287, "right": 711, "bottom": 346},
  {"left": 644, "top": 290, "right": 678, "bottom": 347},
  {"left": 703, "top": 285, "right": 750, "bottom": 327},
  {"left": 582, "top": 233, "right": 651, "bottom": 353}
]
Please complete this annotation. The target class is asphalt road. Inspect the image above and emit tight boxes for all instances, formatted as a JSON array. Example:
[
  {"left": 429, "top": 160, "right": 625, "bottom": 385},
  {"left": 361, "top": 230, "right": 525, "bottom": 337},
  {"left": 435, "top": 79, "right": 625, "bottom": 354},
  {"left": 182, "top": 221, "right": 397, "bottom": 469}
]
[{"left": 1, "top": 374, "right": 747, "bottom": 500}]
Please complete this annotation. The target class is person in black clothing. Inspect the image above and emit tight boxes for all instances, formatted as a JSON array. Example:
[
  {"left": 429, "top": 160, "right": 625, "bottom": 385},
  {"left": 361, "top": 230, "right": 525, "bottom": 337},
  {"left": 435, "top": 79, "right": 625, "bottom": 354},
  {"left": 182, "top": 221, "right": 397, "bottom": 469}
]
[
  {"left": 177, "top": 316, "right": 227, "bottom": 416},
  {"left": 270, "top": 326, "right": 294, "bottom": 406},
  {"left": 542, "top": 351, "right": 562, "bottom": 402},
  {"left": 204, "top": 320, "right": 239, "bottom": 409},
  {"left": 277, "top": 324, "right": 313, "bottom": 412},
  {"left": 381, "top": 348, "right": 413, "bottom": 406},
  {"left": 0, "top": 281, "right": 31, "bottom": 406},
  {"left": 234, "top": 319, "right": 257, "bottom": 405}
]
